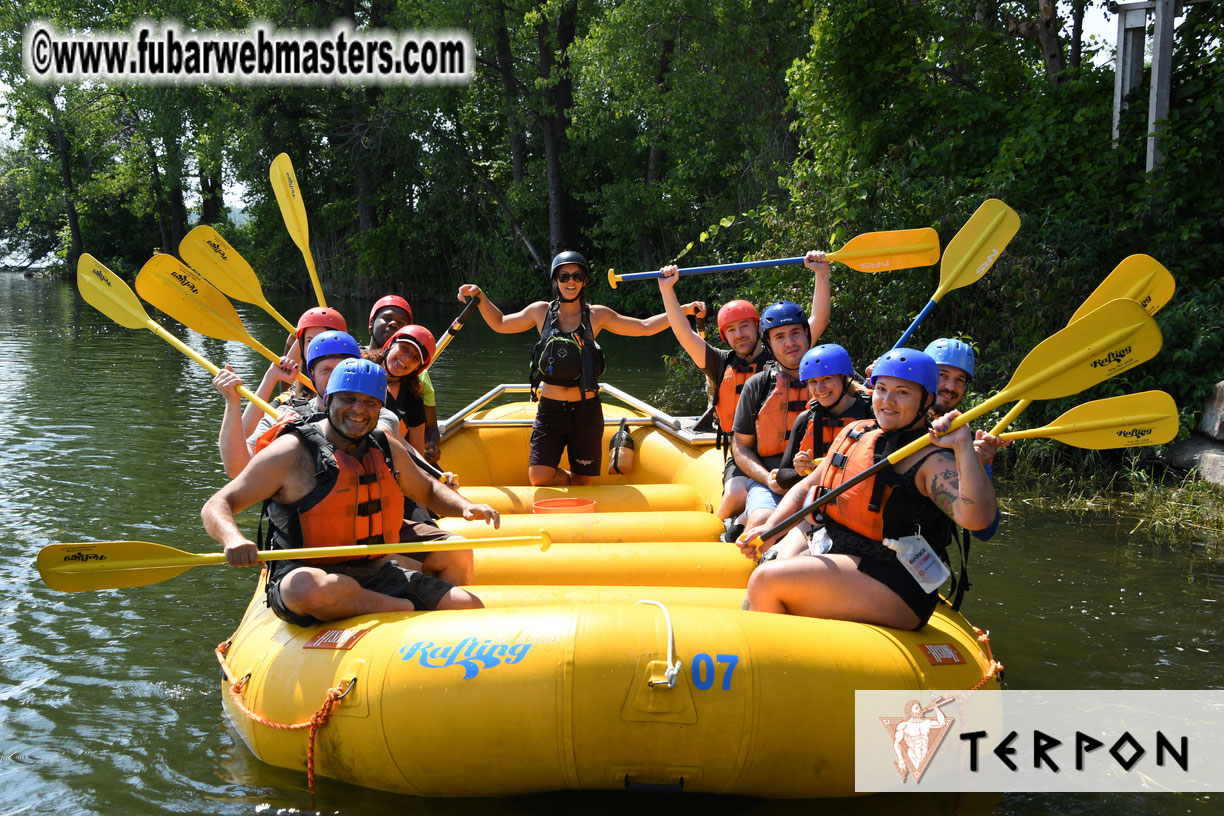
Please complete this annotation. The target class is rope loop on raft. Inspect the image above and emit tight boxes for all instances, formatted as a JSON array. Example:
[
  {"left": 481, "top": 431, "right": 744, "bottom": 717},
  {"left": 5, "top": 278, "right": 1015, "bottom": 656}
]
[{"left": 215, "top": 639, "right": 355, "bottom": 794}]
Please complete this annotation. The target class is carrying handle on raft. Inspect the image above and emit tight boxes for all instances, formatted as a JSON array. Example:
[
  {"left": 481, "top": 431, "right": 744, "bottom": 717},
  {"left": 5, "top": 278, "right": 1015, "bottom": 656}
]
[{"left": 636, "top": 600, "right": 682, "bottom": 689}]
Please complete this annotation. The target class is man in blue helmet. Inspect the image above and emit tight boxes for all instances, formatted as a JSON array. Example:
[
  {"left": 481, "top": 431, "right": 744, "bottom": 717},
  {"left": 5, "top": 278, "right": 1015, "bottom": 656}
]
[
  {"left": 923, "top": 338, "right": 1006, "bottom": 467},
  {"left": 203, "top": 358, "right": 499, "bottom": 625},
  {"left": 211, "top": 331, "right": 400, "bottom": 479},
  {"left": 730, "top": 299, "right": 815, "bottom": 536}
]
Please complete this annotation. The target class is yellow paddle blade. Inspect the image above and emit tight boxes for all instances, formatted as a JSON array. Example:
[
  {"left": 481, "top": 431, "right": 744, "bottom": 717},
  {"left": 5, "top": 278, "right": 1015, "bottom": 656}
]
[
  {"left": 136, "top": 254, "right": 250, "bottom": 343},
  {"left": 827, "top": 227, "right": 940, "bottom": 272},
  {"left": 997, "top": 297, "right": 1162, "bottom": 404},
  {"left": 1000, "top": 391, "right": 1179, "bottom": 450},
  {"left": 39, "top": 534, "right": 553, "bottom": 593},
  {"left": 270, "top": 152, "right": 327, "bottom": 307},
  {"left": 179, "top": 226, "right": 296, "bottom": 334},
  {"left": 934, "top": 199, "right": 1020, "bottom": 301},
  {"left": 136, "top": 255, "right": 304, "bottom": 386},
  {"left": 1068, "top": 254, "right": 1176, "bottom": 324},
  {"left": 270, "top": 153, "right": 310, "bottom": 254},
  {"left": 38, "top": 541, "right": 216, "bottom": 593},
  {"left": 77, "top": 254, "right": 154, "bottom": 331}
]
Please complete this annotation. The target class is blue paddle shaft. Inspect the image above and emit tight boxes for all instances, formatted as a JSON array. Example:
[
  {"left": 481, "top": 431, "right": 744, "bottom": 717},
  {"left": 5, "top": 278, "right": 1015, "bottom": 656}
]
[
  {"left": 617, "top": 256, "right": 806, "bottom": 284},
  {"left": 892, "top": 299, "right": 937, "bottom": 349}
]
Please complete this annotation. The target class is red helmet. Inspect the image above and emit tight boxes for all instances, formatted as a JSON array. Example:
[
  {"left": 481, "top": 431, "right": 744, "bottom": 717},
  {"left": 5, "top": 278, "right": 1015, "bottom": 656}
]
[
  {"left": 368, "top": 295, "right": 412, "bottom": 330},
  {"left": 295, "top": 307, "right": 347, "bottom": 343},
  {"left": 383, "top": 324, "right": 437, "bottom": 370},
  {"left": 716, "top": 299, "right": 760, "bottom": 342}
]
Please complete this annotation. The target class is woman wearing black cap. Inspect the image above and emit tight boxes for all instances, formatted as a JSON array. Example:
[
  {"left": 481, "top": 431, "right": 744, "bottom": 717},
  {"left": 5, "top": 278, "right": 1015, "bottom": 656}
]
[{"left": 459, "top": 251, "right": 700, "bottom": 486}]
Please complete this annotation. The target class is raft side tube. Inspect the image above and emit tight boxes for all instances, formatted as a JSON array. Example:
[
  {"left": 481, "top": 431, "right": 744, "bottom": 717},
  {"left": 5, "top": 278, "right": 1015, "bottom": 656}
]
[{"left": 437, "top": 509, "right": 724, "bottom": 543}]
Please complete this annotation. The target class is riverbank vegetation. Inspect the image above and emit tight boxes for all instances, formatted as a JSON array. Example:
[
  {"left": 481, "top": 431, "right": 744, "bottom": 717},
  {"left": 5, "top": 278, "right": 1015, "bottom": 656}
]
[{"left": 1, "top": 2, "right": 1221, "bottom": 464}]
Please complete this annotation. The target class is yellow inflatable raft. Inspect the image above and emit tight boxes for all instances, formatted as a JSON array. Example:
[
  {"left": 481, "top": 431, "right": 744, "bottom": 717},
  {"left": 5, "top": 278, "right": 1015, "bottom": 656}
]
[{"left": 219, "top": 385, "right": 1002, "bottom": 798}]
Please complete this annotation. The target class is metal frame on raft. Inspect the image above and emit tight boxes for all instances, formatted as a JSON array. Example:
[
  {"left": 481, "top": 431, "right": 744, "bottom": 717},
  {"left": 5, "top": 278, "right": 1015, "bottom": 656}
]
[{"left": 439, "top": 383, "right": 718, "bottom": 447}]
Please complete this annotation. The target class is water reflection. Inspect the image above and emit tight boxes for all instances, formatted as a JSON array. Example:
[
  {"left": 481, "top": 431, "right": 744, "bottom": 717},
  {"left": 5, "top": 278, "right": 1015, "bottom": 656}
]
[{"left": 0, "top": 275, "right": 1218, "bottom": 815}]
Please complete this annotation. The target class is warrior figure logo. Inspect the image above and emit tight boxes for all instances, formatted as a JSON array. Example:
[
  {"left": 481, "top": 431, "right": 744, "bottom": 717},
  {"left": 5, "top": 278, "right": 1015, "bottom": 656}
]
[{"left": 879, "top": 697, "right": 954, "bottom": 783}]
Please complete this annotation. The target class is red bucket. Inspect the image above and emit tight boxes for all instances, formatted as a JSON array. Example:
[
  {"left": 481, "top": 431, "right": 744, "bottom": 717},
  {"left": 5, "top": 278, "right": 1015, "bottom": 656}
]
[{"left": 532, "top": 498, "right": 597, "bottom": 514}]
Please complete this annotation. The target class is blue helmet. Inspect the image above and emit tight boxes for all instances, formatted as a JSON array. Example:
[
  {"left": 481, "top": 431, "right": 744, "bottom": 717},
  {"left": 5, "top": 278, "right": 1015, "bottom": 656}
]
[
  {"left": 759, "top": 301, "right": 809, "bottom": 341},
  {"left": 924, "top": 338, "right": 975, "bottom": 381},
  {"left": 305, "top": 330, "right": 361, "bottom": 379},
  {"left": 799, "top": 344, "right": 854, "bottom": 382},
  {"left": 325, "top": 358, "right": 387, "bottom": 403},
  {"left": 868, "top": 348, "right": 939, "bottom": 394}
]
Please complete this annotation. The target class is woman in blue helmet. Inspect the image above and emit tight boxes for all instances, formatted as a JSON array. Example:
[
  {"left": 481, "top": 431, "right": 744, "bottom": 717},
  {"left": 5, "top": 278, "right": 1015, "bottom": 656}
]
[
  {"left": 774, "top": 343, "right": 873, "bottom": 491},
  {"left": 458, "top": 251, "right": 701, "bottom": 486},
  {"left": 739, "top": 348, "right": 997, "bottom": 630}
]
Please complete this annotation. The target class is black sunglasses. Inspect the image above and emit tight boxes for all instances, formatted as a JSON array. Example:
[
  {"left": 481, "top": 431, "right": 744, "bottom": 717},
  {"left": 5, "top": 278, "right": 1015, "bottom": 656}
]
[{"left": 555, "top": 272, "right": 587, "bottom": 283}]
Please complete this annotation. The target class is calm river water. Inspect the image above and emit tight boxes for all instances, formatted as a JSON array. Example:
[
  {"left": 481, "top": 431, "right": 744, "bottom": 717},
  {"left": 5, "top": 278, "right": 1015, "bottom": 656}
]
[{"left": 1, "top": 272, "right": 1219, "bottom": 815}]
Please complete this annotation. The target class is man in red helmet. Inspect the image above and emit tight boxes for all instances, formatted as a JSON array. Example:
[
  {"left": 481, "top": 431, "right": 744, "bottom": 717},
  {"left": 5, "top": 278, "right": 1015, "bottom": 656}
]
[
  {"left": 368, "top": 295, "right": 442, "bottom": 463},
  {"left": 656, "top": 251, "right": 831, "bottom": 528}
]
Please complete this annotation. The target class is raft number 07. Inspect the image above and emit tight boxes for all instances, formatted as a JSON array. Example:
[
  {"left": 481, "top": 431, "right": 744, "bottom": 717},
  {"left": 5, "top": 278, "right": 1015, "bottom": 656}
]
[{"left": 691, "top": 653, "right": 738, "bottom": 690}]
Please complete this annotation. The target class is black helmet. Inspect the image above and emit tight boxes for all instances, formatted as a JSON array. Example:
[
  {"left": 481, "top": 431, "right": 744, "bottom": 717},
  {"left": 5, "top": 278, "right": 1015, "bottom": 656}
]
[{"left": 550, "top": 251, "right": 589, "bottom": 277}]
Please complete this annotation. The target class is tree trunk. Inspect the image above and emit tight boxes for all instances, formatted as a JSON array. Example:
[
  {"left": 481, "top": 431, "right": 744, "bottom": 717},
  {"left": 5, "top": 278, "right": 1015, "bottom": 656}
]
[
  {"left": 145, "top": 143, "right": 170, "bottom": 251},
  {"left": 496, "top": 2, "right": 527, "bottom": 183},
  {"left": 200, "top": 169, "right": 223, "bottom": 224},
  {"left": 1069, "top": 0, "right": 1086, "bottom": 70},
  {"left": 639, "top": 39, "right": 674, "bottom": 270},
  {"left": 537, "top": 1, "right": 578, "bottom": 255},
  {"left": 1007, "top": 1, "right": 1067, "bottom": 84},
  {"left": 45, "top": 92, "right": 83, "bottom": 269}
]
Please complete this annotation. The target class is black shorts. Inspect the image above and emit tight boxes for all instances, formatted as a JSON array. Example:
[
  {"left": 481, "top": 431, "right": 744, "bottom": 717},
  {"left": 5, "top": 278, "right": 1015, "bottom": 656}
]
[
  {"left": 722, "top": 456, "right": 747, "bottom": 484},
  {"left": 849, "top": 554, "right": 938, "bottom": 629},
  {"left": 528, "top": 396, "right": 604, "bottom": 476},
  {"left": 265, "top": 557, "right": 455, "bottom": 627}
]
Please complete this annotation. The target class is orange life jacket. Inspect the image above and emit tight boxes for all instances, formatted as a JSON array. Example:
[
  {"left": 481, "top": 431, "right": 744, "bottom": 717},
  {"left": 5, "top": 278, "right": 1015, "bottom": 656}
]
[
  {"left": 753, "top": 363, "right": 809, "bottom": 458},
  {"left": 799, "top": 391, "right": 873, "bottom": 460},
  {"left": 264, "top": 422, "right": 403, "bottom": 564},
  {"left": 810, "top": 419, "right": 931, "bottom": 541},
  {"left": 713, "top": 350, "right": 769, "bottom": 433}
]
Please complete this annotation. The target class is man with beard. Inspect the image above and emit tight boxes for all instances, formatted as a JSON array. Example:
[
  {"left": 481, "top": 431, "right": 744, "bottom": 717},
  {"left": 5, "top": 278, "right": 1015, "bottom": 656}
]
[{"left": 202, "top": 359, "right": 498, "bottom": 625}]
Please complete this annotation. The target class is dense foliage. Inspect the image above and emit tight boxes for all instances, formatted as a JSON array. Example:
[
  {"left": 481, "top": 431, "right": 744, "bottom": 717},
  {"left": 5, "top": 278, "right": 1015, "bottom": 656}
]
[{"left": 1, "top": 0, "right": 1221, "bottom": 443}]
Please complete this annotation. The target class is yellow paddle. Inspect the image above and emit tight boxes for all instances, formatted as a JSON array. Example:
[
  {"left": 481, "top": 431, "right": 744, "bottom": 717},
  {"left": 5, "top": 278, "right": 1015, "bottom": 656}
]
[
  {"left": 422, "top": 295, "right": 482, "bottom": 374},
  {"left": 891, "top": 199, "right": 1020, "bottom": 348},
  {"left": 989, "top": 254, "right": 1175, "bottom": 435},
  {"left": 77, "top": 254, "right": 283, "bottom": 416},
  {"left": 38, "top": 534, "right": 553, "bottom": 593},
  {"left": 134, "top": 254, "right": 315, "bottom": 391},
  {"left": 997, "top": 391, "right": 1178, "bottom": 449},
  {"left": 747, "top": 297, "right": 1162, "bottom": 552},
  {"left": 270, "top": 152, "right": 327, "bottom": 307},
  {"left": 607, "top": 227, "right": 940, "bottom": 288},
  {"left": 178, "top": 225, "right": 297, "bottom": 334}
]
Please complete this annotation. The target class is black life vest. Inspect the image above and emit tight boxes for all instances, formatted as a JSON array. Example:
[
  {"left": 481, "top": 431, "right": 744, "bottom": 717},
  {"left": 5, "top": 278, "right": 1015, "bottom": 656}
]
[{"left": 529, "top": 301, "right": 605, "bottom": 400}]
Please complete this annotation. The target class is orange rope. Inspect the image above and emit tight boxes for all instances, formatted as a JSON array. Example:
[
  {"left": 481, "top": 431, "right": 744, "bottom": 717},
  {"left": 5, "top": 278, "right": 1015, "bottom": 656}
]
[
  {"left": 968, "top": 626, "right": 1004, "bottom": 692},
  {"left": 215, "top": 640, "right": 352, "bottom": 794}
]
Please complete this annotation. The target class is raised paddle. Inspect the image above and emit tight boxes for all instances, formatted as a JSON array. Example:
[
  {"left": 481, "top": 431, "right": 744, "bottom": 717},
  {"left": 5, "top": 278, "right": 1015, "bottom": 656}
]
[
  {"left": 38, "top": 534, "right": 554, "bottom": 594},
  {"left": 270, "top": 152, "right": 327, "bottom": 307},
  {"left": 178, "top": 225, "right": 297, "bottom": 334},
  {"left": 134, "top": 254, "right": 315, "bottom": 391},
  {"left": 745, "top": 297, "right": 1163, "bottom": 552},
  {"left": 421, "top": 295, "right": 482, "bottom": 374},
  {"left": 891, "top": 199, "right": 1020, "bottom": 349},
  {"left": 989, "top": 254, "right": 1175, "bottom": 435},
  {"left": 77, "top": 254, "right": 283, "bottom": 415},
  {"left": 606, "top": 227, "right": 940, "bottom": 288}
]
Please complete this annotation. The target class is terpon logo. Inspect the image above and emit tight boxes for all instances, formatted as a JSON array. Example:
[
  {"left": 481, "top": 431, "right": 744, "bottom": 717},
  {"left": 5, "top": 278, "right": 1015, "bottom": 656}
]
[
  {"left": 880, "top": 697, "right": 955, "bottom": 784},
  {"left": 860, "top": 260, "right": 892, "bottom": 270},
  {"left": 398, "top": 637, "right": 532, "bottom": 679},
  {"left": 975, "top": 248, "right": 999, "bottom": 277},
  {"left": 61, "top": 550, "right": 105, "bottom": 563},
  {"left": 205, "top": 238, "right": 228, "bottom": 261},
  {"left": 1090, "top": 345, "right": 1132, "bottom": 369},
  {"left": 170, "top": 270, "right": 199, "bottom": 294},
  {"left": 1117, "top": 427, "right": 1154, "bottom": 440},
  {"left": 284, "top": 173, "right": 298, "bottom": 200},
  {"left": 91, "top": 268, "right": 111, "bottom": 286}
]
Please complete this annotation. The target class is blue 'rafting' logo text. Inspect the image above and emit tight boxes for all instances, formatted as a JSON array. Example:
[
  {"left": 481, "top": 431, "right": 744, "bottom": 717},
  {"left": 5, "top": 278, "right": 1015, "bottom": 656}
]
[{"left": 398, "top": 637, "right": 532, "bottom": 679}]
